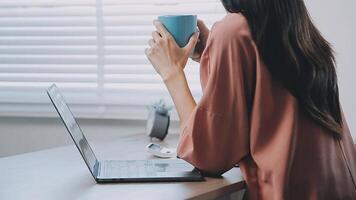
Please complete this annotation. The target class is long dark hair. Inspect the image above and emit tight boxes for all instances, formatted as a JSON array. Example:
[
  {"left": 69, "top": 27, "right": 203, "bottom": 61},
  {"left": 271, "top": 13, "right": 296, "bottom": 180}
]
[{"left": 221, "top": 0, "right": 343, "bottom": 137}]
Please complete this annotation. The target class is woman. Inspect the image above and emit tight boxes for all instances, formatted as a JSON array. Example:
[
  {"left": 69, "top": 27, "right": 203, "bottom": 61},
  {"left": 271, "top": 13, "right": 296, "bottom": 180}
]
[{"left": 145, "top": 0, "right": 356, "bottom": 199}]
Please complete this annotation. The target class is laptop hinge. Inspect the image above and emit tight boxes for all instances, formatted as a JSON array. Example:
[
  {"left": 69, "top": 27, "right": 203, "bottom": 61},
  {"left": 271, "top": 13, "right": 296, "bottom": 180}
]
[{"left": 93, "top": 160, "right": 100, "bottom": 178}]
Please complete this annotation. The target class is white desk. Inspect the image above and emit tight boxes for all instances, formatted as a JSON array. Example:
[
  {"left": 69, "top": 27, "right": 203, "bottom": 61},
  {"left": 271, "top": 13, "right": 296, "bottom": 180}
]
[{"left": 0, "top": 134, "right": 245, "bottom": 200}]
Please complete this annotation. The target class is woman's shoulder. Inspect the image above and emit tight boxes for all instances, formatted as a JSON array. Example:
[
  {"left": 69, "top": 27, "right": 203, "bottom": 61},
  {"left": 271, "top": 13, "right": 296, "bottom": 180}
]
[{"left": 210, "top": 13, "right": 252, "bottom": 42}]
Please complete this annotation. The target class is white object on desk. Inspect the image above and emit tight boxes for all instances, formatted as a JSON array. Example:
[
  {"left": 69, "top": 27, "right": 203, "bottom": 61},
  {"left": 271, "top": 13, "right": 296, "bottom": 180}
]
[{"left": 146, "top": 143, "right": 176, "bottom": 158}]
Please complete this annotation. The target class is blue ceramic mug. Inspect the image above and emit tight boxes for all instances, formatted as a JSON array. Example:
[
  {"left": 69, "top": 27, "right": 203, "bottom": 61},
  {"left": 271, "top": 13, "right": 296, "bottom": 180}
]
[{"left": 158, "top": 15, "right": 198, "bottom": 48}]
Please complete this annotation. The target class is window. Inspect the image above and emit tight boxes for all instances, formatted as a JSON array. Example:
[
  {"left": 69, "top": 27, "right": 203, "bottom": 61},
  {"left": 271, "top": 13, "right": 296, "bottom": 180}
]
[{"left": 0, "top": 0, "right": 226, "bottom": 120}]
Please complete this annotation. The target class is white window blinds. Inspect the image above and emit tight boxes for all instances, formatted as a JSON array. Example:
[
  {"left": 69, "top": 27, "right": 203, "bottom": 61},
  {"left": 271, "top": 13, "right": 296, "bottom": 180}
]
[{"left": 0, "top": 0, "right": 226, "bottom": 119}]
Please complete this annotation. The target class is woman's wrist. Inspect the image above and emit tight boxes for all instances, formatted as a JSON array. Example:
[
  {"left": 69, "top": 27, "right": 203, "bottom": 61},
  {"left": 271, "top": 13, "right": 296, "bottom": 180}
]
[
  {"left": 162, "top": 65, "right": 185, "bottom": 84},
  {"left": 163, "top": 67, "right": 196, "bottom": 128}
]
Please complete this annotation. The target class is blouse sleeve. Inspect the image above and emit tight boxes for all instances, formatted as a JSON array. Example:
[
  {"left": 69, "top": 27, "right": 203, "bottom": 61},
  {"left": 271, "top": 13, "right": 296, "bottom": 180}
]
[{"left": 177, "top": 21, "right": 256, "bottom": 175}]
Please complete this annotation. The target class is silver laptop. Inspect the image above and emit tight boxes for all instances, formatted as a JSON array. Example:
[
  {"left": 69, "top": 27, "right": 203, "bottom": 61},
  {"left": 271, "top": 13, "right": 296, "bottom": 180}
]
[{"left": 46, "top": 84, "right": 204, "bottom": 183}]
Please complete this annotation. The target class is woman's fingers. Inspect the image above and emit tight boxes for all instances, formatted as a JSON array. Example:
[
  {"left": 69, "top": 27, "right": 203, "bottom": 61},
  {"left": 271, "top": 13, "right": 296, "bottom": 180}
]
[
  {"left": 153, "top": 20, "right": 173, "bottom": 39},
  {"left": 197, "top": 19, "right": 209, "bottom": 33},
  {"left": 184, "top": 32, "right": 200, "bottom": 53},
  {"left": 148, "top": 39, "right": 155, "bottom": 47},
  {"left": 152, "top": 31, "right": 161, "bottom": 42}
]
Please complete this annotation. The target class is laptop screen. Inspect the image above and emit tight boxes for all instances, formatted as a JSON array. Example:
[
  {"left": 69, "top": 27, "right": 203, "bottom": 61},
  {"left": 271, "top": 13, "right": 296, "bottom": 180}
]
[{"left": 47, "top": 84, "right": 98, "bottom": 177}]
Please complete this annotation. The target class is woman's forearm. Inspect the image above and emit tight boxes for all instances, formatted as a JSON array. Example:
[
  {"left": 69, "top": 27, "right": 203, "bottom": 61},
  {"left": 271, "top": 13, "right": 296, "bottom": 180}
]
[
  {"left": 164, "top": 70, "right": 197, "bottom": 130},
  {"left": 144, "top": 20, "right": 200, "bottom": 130}
]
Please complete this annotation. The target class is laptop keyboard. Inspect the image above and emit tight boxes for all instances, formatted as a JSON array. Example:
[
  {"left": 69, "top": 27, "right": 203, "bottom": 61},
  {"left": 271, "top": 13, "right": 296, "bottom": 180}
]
[{"left": 99, "top": 160, "right": 193, "bottom": 178}]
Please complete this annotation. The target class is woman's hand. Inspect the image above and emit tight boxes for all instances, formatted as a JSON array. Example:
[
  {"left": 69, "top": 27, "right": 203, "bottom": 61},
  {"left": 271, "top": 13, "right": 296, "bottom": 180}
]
[
  {"left": 190, "top": 19, "right": 210, "bottom": 63},
  {"left": 145, "top": 20, "right": 199, "bottom": 82}
]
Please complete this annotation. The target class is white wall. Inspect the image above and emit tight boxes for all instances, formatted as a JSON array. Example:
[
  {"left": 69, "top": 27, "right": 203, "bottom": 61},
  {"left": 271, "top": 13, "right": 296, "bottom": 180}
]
[{"left": 305, "top": 0, "right": 356, "bottom": 140}]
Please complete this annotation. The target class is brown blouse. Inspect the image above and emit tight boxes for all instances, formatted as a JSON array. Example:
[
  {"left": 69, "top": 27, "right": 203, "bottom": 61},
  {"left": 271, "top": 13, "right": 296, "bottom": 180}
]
[{"left": 177, "top": 13, "right": 356, "bottom": 200}]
